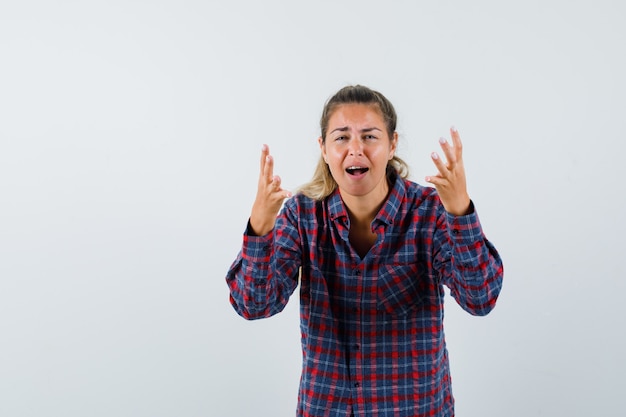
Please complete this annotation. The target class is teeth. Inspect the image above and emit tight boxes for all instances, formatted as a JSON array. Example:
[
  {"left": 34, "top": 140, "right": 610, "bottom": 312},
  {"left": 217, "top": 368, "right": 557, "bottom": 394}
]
[{"left": 346, "top": 166, "right": 369, "bottom": 175}]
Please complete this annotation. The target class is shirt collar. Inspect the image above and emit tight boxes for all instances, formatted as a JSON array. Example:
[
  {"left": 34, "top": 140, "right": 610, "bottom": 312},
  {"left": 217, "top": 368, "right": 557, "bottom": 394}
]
[
  {"left": 328, "top": 188, "right": 347, "bottom": 222},
  {"left": 327, "top": 168, "right": 405, "bottom": 226},
  {"left": 375, "top": 169, "right": 404, "bottom": 226}
]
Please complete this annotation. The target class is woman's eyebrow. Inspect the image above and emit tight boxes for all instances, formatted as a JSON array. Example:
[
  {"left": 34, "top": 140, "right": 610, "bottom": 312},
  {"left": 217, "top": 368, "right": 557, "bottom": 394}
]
[
  {"left": 330, "top": 126, "right": 382, "bottom": 134},
  {"left": 330, "top": 126, "right": 349, "bottom": 134},
  {"left": 361, "top": 127, "right": 382, "bottom": 133}
]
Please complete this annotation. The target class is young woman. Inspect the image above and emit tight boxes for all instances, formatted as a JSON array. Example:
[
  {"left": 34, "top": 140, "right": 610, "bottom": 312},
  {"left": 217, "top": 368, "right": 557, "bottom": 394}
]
[{"left": 226, "top": 85, "right": 503, "bottom": 417}]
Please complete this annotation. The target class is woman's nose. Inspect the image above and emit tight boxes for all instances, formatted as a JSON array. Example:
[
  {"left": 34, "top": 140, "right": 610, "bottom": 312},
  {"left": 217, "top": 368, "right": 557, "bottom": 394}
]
[{"left": 348, "top": 138, "right": 363, "bottom": 156}]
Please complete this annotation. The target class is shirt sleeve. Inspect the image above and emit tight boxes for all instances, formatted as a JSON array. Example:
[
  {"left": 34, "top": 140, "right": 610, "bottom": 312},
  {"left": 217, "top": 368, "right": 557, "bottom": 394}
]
[
  {"left": 432, "top": 201, "right": 504, "bottom": 316},
  {"left": 225, "top": 204, "right": 301, "bottom": 320}
]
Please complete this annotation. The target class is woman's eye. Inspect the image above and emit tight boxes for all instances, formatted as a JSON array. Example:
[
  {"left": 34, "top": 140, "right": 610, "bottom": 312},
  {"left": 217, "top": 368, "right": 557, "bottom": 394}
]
[
  {"left": 364, "top": 135, "right": 376, "bottom": 140},
  {"left": 335, "top": 136, "right": 347, "bottom": 141}
]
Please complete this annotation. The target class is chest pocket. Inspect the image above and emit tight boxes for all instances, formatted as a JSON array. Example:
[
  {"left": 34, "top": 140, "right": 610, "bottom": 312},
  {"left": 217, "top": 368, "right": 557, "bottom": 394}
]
[{"left": 377, "top": 263, "right": 427, "bottom": 316}]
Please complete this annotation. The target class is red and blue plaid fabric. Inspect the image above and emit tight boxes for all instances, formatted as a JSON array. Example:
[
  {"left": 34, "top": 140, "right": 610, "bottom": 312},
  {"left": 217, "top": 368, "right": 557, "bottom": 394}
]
[{"left": 226, "top": 171, "right": 503, "bottom": 417}]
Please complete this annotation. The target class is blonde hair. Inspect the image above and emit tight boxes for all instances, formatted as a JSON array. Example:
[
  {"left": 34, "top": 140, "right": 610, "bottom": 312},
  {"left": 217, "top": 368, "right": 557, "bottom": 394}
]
[{"left": 299, "top": 85, "right": 410, "bottom": 201}]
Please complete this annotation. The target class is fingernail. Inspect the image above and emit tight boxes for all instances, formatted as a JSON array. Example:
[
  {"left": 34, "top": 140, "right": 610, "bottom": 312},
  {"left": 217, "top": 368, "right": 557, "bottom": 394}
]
[
  {"left": 431, "top": 152, "right": 439, "bottom": 160},
  {"left": 438, "top": 137, "right": 447, "bottom": 144},
  {"left": 451, "top": 125, "right": 457, "bottom": 132}
]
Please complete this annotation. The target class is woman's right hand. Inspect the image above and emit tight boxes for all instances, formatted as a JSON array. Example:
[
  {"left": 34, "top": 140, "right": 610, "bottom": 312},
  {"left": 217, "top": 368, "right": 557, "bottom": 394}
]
[{"left": 249, "top": 144, "right": 292, "bottom": 236}]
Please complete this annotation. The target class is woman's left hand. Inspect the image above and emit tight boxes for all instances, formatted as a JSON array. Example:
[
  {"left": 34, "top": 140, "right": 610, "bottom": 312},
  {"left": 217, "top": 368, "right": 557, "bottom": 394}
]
[{"left": 425, "top": 126, "right": 471, "bottom": 216}]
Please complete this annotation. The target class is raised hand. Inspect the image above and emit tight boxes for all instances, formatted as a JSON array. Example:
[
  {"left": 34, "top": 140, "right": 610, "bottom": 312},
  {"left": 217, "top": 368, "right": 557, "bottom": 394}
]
[
  {"left": 425, "top": 127, "right": 471, "bottom": 216},
  {"left": 249, "top": 144, "right": 292, "bottom": 236}
]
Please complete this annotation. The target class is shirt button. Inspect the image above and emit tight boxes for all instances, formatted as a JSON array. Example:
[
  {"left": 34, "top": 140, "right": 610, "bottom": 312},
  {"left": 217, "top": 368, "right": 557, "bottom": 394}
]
[
  {"left": 353, "top": 344, "right": 360, "bottom": 350},
  {"left": 354, "top": 382, "right": 360, "bottom": 388}
]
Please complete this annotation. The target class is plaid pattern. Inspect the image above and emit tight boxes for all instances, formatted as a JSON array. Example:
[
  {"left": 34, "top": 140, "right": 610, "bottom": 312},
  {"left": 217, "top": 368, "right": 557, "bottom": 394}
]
[{"left": 226, "top": 172, "right": 503, "bottom": 417}]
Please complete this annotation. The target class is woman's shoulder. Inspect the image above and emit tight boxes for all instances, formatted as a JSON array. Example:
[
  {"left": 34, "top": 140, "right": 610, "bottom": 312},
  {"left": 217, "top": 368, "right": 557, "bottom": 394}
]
[
  {"left": 282, "top": 192, "right": 325, "bottom": 217},
  {"left": 401, "top": 177, "right": 439, "bottom": 203},
  {"left": 286, "top": 192, "right": 319, "bottom": 208},
  {"left": 278, "top": 192, "right": 332, "bottom": 229}
]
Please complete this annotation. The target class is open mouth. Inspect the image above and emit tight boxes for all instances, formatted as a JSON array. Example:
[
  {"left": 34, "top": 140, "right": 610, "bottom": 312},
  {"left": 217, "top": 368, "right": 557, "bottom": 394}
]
[{"left": 346, "top": 166, "right": 369, "bottom": 176}]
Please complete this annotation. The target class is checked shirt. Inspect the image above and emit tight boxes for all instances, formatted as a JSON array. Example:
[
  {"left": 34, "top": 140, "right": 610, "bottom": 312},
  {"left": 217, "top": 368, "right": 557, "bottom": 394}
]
[{"left": 226, "top": 171, "right": 504, "bottom": 417}]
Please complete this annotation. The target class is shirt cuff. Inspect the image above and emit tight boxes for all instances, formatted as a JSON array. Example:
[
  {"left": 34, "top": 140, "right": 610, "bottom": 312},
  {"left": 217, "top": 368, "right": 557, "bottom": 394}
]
[
  {"left": 242, "top": 221, "right": 273, "bottom": 262},
  {"left": 445, "top": 201, "right": 483, "bottom": 244}
]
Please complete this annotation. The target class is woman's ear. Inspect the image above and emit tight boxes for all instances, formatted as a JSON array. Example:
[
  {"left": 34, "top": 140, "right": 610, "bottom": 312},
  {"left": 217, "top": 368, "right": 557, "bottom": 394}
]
[
  {"left": 318, "top": 136, "right": 327, "bottom": 163},
  {"left": 390, "top": 131, "right": 398, "bottom": 159}
]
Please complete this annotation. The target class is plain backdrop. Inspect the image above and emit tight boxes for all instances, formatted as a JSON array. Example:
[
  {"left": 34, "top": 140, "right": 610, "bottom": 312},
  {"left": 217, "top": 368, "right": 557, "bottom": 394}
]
[{"left": 1, "top": 1, "right": 624, "bottom": 416}]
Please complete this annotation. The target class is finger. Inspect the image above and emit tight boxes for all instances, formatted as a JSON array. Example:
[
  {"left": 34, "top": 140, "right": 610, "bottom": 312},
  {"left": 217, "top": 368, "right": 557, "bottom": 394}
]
[
  {"left": 450, "top": 126, "right": 463, "bottom": 160},
  {"left": 430, "top": 151, "right": 448, "bottom": 176},
  {"left": 438, "top": 137, "right": 456, "bottom": 167},
  {"left": 425, "top": 174, "right": 445, "bottom": 187},
  {"left": 272, "top": 175, "right": 282, "bottom": 190},
  {"left": 271, "top": 175, "right": 293, "bottom": 199},
  {"left": 259, "top": 144, "right": 269, "bottom": 172},
  {"left": 263, "top": 155, "right": 276, "bottom": 186}
]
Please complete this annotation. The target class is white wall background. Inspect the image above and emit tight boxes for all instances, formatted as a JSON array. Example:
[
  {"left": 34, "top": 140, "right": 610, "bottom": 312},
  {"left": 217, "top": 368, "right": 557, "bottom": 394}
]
[{"left": 1, "top": 1, "right": 624, "bottom": 416}]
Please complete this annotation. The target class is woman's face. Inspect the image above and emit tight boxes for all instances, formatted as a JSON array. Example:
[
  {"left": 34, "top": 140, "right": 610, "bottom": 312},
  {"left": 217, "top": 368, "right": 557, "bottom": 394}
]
[{"left": 320, "top": 103, "right": 397, "bottom": 206}]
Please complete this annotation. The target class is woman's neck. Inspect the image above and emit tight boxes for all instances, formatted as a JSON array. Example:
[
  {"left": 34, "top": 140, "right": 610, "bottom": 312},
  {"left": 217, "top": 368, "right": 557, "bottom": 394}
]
[{"left": 340, "top": 183, "right": 389, "bottom": 228}]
